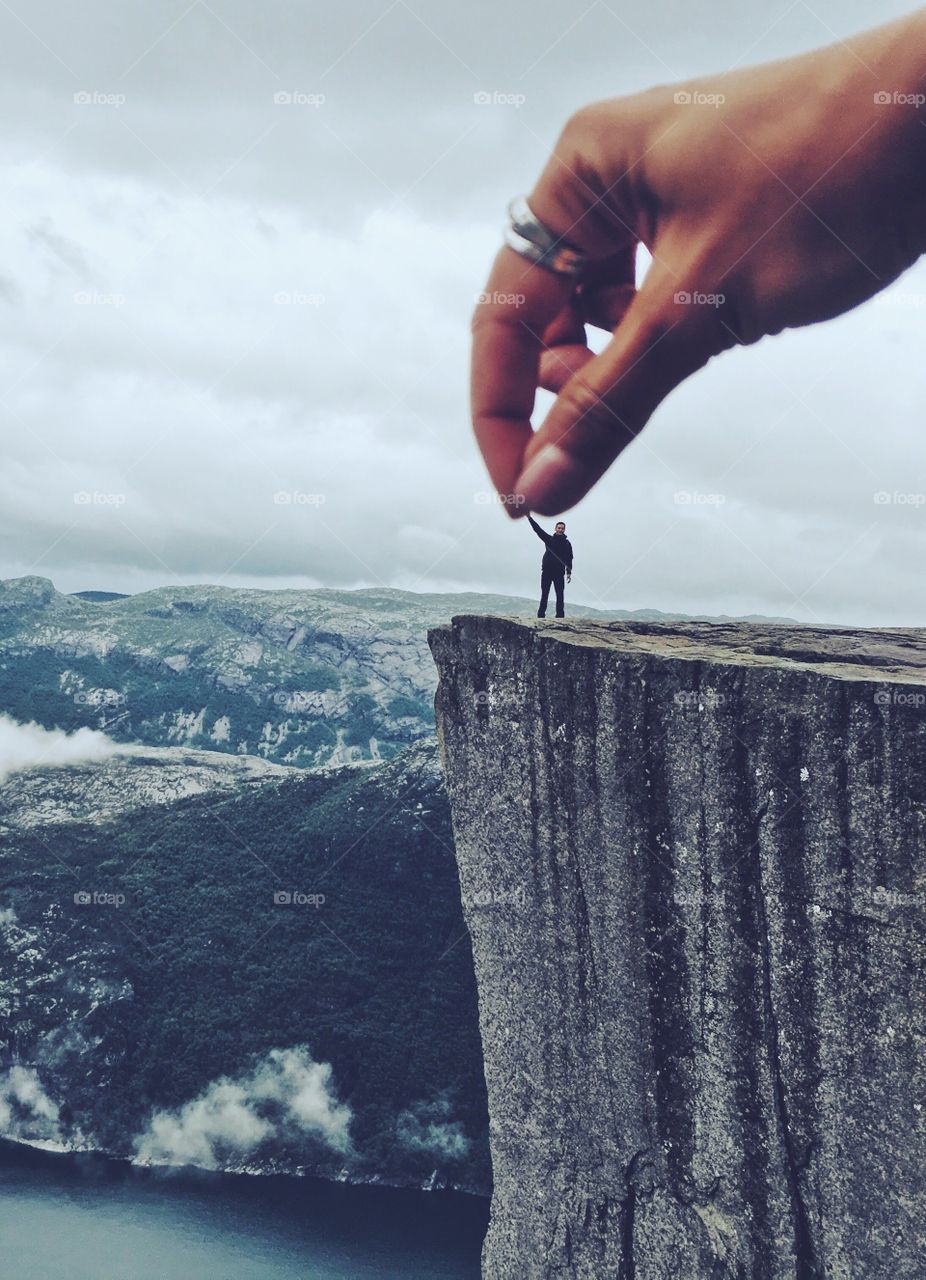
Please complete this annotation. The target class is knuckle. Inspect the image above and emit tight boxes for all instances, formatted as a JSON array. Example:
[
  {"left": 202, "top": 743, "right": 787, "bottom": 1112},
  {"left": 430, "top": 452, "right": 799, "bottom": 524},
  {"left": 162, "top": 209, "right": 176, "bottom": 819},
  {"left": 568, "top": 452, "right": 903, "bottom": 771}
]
[
  {"left": 559, "top": 100, "right": 609, "bottom": 146},
  {"left": 559, "top": 95, "right": 640, "bottom": 146},
  {"left": 541, "top": 95, "right": 658, "bottom": 255}
]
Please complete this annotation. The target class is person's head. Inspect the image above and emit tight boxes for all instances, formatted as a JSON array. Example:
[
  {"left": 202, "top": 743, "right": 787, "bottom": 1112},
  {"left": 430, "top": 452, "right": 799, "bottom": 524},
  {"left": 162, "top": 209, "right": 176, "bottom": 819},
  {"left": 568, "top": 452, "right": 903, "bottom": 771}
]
[{"left": 554, "top": 522, "right": 566, "bottom": 535}]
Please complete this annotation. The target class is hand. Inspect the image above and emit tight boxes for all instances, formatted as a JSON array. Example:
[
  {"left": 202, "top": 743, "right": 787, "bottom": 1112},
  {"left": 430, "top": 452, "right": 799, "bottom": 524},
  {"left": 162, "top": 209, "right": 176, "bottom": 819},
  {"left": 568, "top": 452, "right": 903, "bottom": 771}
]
[
  {"left": 471, "top": 10, "right": 926, "bottom": 515},
  {"left": 566, "top": 573, "right": 571, "bottom": 584}
]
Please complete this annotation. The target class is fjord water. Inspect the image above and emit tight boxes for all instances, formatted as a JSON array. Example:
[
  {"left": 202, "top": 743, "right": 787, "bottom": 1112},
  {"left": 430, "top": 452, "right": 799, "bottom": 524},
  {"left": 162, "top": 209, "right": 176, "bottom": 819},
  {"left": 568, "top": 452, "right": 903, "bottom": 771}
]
[{"left": 0, "top": 1143, "right": 487, "bottom": 1279}]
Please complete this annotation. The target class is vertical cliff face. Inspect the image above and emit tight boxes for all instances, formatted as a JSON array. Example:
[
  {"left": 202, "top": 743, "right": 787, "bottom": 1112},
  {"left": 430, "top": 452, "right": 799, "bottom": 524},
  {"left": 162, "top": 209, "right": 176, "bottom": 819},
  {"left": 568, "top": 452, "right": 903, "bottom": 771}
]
[{"left": 429, "top": 616, "right": 926, "bottom": 1280}]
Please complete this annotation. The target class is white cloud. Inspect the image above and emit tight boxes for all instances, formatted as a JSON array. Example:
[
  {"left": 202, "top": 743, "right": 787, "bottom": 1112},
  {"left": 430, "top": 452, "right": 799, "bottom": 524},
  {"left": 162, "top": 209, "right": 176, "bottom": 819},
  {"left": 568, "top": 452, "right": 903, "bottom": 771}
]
[
  {"left": 0, "top": 0, "right": 922, "bottom": 623},
  {"left": 134, "top": 1046, "right": 352, "bottom": 1170},
  {"left": 0, "top": 714, "right": 128, "bottom": 783},
  {"left": 0, "top": 1066, "right": 61, "bottom": 1143},
  {"left": 396, "top": 1097, "right": 470, "bottom": 1160}
]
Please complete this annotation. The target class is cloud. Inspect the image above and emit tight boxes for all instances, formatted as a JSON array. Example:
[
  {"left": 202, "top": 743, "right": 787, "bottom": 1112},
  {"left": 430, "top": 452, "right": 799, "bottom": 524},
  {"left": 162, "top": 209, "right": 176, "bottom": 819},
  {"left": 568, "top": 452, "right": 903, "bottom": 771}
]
[
  {"left": 0, "top": 0, "right": 923, "bottom": 623},
  {"left": 396, "top": 1097, "right": 470, "bottom": 1160},
  {"left": 134, "top": 1046, "right": 352, "bottom": 1170},
  {"left": 0, "top": 714, "right": 129, "bottom": 783},
  {"left": 0, "top": 1066, "right": 61, "bottom": 1143}
]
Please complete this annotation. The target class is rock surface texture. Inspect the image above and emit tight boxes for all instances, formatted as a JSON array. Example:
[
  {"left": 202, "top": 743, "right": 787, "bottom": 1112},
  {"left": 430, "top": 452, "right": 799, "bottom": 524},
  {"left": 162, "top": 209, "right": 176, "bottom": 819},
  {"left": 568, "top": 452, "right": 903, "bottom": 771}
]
[{"left": 429, "top": 615, "right": 926, "bottom": 1279}]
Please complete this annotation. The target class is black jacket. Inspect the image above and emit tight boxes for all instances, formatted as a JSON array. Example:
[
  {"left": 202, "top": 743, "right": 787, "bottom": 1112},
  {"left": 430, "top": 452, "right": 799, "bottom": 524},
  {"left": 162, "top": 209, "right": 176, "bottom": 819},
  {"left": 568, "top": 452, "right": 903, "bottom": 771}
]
[{"left": 528, "top": 515, "right": 573, "bottom": 574}]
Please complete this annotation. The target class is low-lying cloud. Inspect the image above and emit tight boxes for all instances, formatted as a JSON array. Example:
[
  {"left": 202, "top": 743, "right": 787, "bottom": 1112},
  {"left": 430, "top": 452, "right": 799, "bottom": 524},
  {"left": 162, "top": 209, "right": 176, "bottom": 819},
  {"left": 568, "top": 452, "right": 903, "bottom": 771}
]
[
  {"left": 134, "top": 1046, "right": 352, "bottom": 1170},
  {"left": 0, "top": 714, "right": 129, "bottom": 783},
  {"left": 0, "top": 1066, "right": 62, "bottom": 1144},
  {"left": 396, "top": 1097, "right": 471, "bottom": 1160}
]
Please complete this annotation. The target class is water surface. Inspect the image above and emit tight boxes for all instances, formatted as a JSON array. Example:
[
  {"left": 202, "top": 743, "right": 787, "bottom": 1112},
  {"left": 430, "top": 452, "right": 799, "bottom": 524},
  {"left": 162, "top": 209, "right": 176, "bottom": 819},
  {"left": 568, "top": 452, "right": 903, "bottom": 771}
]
[{"left": 0, "top": 1142, "right": 488, "bottom": 1279}]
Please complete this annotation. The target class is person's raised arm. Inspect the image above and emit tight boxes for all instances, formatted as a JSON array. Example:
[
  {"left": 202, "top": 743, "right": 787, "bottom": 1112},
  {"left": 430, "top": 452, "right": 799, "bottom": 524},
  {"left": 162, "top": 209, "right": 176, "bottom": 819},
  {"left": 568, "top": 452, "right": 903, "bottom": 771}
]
[
  {"left": 527, "top": 513, "right": 552, "bottom": 545},
  {"left": 471, "top": 8, "right": 926, "bottom": 516}
]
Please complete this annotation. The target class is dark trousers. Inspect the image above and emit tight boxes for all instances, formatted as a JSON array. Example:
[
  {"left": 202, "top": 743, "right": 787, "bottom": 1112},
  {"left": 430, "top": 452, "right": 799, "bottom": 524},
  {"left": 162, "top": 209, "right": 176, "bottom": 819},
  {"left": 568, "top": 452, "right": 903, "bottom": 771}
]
[{"left": 538, "top": 568, "right": 565, "bottom": 617}]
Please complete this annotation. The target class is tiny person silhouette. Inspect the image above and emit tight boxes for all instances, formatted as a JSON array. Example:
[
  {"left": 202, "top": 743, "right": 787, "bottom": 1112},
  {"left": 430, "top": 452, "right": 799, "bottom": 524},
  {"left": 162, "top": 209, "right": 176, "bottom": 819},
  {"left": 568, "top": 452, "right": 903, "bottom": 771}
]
[{"left": 527, "top": 515, "right": 573, "bottom": 618}]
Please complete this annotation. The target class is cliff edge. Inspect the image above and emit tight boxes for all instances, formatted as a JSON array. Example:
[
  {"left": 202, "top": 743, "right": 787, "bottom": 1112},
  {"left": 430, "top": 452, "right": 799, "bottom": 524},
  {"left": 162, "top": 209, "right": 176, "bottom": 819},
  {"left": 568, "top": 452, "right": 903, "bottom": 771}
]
[{"left": 428, "top": 616, "right": 926, "bottom": 1279}]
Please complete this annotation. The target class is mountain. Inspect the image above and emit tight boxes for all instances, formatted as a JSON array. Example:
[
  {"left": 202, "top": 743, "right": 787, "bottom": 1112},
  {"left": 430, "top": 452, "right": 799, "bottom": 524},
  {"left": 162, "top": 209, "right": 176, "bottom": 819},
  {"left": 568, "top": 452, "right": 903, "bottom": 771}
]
[
  {"left": 0, "top": 737, "right": 490, "bottom": 1192},
  {"left": 0, "top": 577, "right": 797, "bottom": 770},
  {"left": 0, "top": 744, "right": 298, "bottom": 829}
]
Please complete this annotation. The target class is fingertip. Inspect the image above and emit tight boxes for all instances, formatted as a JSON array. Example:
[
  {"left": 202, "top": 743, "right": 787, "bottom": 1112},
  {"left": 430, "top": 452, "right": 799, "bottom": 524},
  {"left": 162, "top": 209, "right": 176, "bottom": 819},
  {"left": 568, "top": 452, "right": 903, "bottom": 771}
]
[{"left": 512, "top": 443, "right": 594, "bottom": 514}]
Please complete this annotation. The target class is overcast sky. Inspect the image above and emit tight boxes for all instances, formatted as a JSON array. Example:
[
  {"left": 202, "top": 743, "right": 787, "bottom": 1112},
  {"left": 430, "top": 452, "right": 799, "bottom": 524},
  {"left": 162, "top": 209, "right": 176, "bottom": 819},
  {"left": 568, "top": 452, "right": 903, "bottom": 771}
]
[{"left": 1, "top": 0, "right": 924, "bottom": 624}]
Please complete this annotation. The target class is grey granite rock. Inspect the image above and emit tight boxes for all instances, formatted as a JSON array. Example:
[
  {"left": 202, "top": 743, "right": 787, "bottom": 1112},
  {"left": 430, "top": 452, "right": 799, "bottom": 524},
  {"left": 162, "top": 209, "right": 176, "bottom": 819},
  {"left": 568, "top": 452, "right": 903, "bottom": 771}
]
[{"left": 429, "top": 615, "right": 926, "bottom": 1279}]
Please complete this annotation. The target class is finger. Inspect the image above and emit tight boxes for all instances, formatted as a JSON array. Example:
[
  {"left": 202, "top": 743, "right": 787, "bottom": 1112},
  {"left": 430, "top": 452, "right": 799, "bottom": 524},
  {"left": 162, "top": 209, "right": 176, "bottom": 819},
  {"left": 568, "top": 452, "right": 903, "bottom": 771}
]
[
  {"left": 537, "top": 249, "right": 638, "bottom": 392},
  {"left": 512, "top": 273, "right": 730, "bottom": 514},
  {"left": 473, "top": 107, "right": 640, "bottom": 514},
  {"left": 578, "top": 246, "right": 638, "bottom": 332},
  {"left": 537, "top": 301, "right": 591, "bottom": 392},
  {"left": 471, "top": 144, "right": 639, "bottom": 513},
  {"left": 583, "top": 283, "right": 636, "bottom": 334},
  {"left": 539, "top": 344, "right": 594, "bottom": 392},
  {"left": 471, "top": 246, "right": 574, "bottom": 512},
  {"left": 536, "top": 275, "right": 639, "bottom": 390}
]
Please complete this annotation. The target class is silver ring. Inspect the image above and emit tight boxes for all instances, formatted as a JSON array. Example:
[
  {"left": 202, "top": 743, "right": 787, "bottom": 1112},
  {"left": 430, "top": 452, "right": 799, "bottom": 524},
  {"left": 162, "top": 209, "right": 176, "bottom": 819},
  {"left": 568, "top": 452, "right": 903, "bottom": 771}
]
[{"left": 504, "top": 195, "right": 587, "bottom": 278}]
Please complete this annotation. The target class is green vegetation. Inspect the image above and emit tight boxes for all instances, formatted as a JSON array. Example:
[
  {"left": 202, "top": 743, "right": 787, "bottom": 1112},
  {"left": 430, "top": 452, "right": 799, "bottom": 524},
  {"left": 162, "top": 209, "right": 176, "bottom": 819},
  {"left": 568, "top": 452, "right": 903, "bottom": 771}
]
[
  {"left": 0, "top": 747, "right": 490, "bottom": 1191},
  {"left": 387, "top": 694, "right": 435, "bottom": 721},
  {"left": 0, "top": 647, "right": 419, "bottom": 766}
]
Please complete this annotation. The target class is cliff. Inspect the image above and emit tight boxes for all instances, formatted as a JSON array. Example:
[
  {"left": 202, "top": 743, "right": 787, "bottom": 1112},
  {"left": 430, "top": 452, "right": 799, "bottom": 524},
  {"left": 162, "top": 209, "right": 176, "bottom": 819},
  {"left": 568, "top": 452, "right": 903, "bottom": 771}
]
[{"left": 428, "top": 616, "right": 926, "bottom": 1279}]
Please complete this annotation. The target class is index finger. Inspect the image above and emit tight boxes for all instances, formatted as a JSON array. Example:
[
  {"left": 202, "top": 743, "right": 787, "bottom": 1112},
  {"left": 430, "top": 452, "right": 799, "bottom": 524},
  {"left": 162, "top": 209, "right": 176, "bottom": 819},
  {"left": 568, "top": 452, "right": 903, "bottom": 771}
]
[{"left": 470, "top": 245, "right": 573, "bottom": 516}]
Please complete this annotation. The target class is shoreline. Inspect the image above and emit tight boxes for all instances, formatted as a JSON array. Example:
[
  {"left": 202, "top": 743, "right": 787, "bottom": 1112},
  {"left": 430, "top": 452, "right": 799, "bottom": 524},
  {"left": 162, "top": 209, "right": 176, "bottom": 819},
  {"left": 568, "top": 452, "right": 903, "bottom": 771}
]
[{"left": 0, "top": 1133, "right": 490, "bottom": 1200}]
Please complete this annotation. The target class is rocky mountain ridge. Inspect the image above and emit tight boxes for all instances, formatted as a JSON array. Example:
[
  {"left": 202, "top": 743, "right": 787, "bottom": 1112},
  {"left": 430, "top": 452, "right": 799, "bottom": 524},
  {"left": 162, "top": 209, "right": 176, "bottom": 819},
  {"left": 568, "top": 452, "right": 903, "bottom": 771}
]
[{"left": 0, "top": 576, "right": 796, "bottom": 770}]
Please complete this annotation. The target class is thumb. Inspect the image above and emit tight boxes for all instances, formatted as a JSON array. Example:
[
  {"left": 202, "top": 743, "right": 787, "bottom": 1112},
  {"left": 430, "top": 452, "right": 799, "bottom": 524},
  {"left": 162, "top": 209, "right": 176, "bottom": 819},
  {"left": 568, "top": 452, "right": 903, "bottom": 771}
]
[{"left": 512, "top": 275, "right": 730, "bottom": 514}]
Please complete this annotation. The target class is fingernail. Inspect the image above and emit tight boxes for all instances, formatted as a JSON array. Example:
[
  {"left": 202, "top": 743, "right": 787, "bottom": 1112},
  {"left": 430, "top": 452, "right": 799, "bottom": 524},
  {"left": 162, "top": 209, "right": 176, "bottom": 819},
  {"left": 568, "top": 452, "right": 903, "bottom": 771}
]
[{"left": 514, "top": 444, "right": 584, "bottom": 511}]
